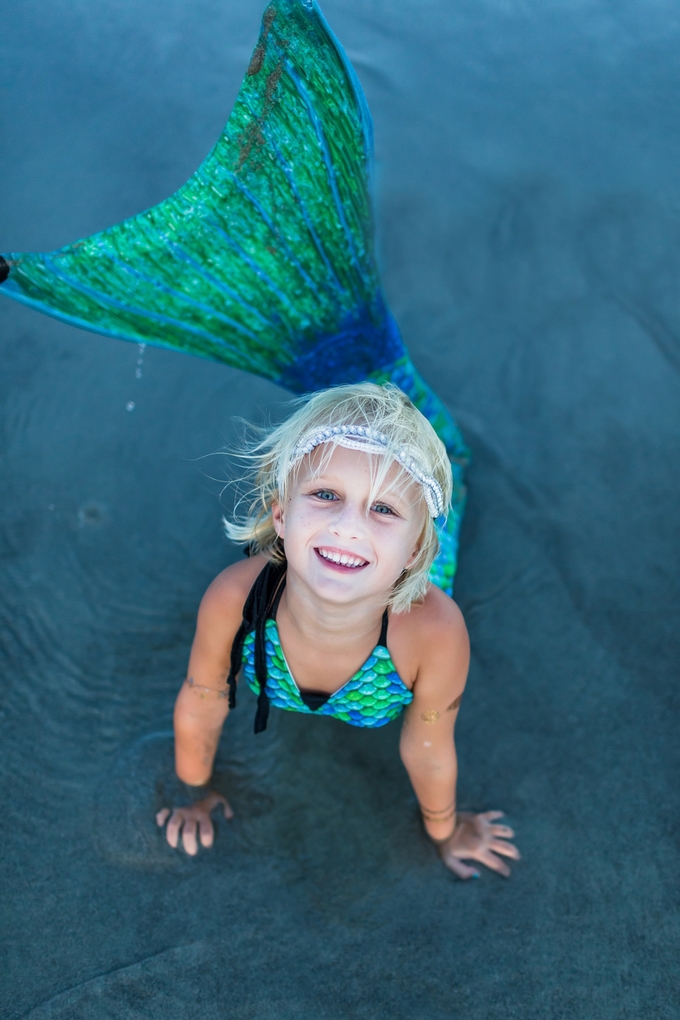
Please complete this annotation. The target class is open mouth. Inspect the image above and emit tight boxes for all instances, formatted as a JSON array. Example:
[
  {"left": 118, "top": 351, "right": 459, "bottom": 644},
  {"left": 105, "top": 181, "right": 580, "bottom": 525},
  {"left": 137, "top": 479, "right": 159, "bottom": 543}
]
[{"left": 315, "top": 547, "right": 369, "bottom": 571}]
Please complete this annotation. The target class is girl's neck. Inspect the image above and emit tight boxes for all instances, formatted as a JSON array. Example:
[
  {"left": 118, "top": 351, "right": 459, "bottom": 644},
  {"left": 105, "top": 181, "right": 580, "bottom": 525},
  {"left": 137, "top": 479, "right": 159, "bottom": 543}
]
[{"left": 277, "top": 568, "right": 387, "bottom": 646}]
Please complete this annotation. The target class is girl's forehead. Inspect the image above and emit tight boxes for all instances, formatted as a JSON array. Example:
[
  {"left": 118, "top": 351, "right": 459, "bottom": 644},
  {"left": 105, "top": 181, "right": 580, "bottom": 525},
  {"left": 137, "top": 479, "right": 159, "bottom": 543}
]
[{"left": 294, "top": 444, "right": 419, "bottom": 498}]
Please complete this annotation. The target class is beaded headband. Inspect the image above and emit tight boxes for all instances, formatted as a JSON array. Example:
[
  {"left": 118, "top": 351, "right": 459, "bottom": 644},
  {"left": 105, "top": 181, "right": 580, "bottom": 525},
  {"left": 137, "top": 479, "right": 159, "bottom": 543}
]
[{"left": 287, "top": 424, "right": 445, "bottom": 518}]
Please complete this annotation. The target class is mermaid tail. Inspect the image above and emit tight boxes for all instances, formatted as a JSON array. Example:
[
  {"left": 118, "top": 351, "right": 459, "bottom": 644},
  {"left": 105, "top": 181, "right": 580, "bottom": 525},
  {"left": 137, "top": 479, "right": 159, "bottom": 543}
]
[{"left": 0, "top": 0, "right": 467, "bottom": 592}]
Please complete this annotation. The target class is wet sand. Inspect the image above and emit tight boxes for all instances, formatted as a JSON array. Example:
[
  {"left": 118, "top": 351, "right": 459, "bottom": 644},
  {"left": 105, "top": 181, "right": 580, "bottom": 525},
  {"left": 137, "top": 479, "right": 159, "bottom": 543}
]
[{"left": 1, "top": 1, "right": 679, "bottom": 1017}]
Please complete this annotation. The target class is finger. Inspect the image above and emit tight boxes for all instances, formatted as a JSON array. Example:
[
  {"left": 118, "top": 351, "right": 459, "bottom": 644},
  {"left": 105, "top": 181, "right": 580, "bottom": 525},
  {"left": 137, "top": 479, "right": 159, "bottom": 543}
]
[
  {"left": 482, "top": 811, "right": 505, "bottom": 822},
  {"left": 441, "top": 853, "right": 480, "bottom": 880},
  {"left": 198, "top": 814, "right": 215, "bottom": 849},
  {"left": 491, "top": 824, "right": 514, "bottom": 838},
  {"left": 489, "top": 839, "right": 521, "bottom": 860},
  {"left": 182, "top": 818, "right": 199, "bottom": 856},
  {"left": 165, "top": 810, "right": 184, "bottom": 849},
  {"left": 478, "top": 850, "right": 511, "bottom": 877},
  {"left": 156, "top": 808, "right": 170, "bottom": 827},
  {"left": 205, "top": 792, "right": 234, "bottom": 819}
]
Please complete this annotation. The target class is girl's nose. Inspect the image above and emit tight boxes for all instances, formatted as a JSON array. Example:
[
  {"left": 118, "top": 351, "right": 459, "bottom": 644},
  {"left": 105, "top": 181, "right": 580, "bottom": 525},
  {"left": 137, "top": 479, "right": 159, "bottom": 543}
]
[{"left": 329, "top": 501, "right": 366, "bottom": 539}]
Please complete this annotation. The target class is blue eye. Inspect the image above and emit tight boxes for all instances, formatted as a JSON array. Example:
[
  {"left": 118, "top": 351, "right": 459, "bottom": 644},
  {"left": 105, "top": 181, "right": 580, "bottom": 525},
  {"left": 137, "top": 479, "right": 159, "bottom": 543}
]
[
  {"left": 314, "top": 490, "right": 337, "bottom": 501},
  {"left": 372, "top": 503, "right": 394, "bottom": 516}
]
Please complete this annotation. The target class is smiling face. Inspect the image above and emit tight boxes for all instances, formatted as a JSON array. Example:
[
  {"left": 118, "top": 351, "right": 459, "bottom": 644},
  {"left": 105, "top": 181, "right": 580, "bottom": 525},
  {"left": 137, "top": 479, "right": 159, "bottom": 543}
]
[{"left": 271, "top": 444, "right": 426, "bottom": 608}]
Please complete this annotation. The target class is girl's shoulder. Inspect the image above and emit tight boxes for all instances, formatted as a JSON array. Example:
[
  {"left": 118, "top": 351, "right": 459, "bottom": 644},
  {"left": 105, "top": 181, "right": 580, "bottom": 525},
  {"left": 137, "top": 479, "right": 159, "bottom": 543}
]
[
  {"left": 388, "top": 584, "right": 469, "bottom": 683},
  {"left": 195, "top": 554, "right": 267, "bottom": 635},
  {"left": 392, "top": 582, "right": 467, "bottom": 644}
]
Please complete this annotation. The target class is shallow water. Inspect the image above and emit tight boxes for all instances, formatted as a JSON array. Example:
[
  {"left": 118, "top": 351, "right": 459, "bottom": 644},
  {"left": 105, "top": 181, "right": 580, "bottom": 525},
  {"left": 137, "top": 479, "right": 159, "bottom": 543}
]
[{"left": 1, "top": 1, "right": 679, "bottom": 1017}]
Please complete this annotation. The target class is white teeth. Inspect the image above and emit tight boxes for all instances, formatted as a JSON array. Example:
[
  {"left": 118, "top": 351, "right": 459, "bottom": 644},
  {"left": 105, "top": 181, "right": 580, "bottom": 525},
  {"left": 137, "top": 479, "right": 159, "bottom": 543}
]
[{"left": 318, "top": 549, "right": 366, "bottom": 568}]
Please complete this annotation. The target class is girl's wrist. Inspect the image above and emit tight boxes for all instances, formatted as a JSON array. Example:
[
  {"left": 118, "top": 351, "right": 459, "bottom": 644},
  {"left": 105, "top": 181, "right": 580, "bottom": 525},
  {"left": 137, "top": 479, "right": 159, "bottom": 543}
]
[
  {"left": 173, "top": 776, "right": 213, "bottom": 804},
  {"left": 419, "top": 801, "right": 457, "bottom": 843},
  {"left": 423, "top": 817, "right": 456, "bottom": 843}
]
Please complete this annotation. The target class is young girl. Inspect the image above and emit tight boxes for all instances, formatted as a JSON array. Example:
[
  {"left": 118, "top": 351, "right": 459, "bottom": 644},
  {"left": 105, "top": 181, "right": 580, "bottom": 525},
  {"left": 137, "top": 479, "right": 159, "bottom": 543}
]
[{"left": 156, "top": 383, "right": 519, "bottom": 880}]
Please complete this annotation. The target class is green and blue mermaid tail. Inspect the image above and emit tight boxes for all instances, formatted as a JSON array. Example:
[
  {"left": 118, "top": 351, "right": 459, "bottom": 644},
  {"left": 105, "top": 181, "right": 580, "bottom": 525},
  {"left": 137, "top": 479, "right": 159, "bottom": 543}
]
[{"left": 0, "top": 0, "right": 467, "bottom": 594}]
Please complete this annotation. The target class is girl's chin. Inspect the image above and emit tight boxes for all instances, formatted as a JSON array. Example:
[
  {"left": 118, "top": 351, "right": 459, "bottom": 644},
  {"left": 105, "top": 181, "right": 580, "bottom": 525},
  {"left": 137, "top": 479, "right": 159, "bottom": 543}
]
[{"left": 304, "top": 564, "right": 397, "bottom": 604}]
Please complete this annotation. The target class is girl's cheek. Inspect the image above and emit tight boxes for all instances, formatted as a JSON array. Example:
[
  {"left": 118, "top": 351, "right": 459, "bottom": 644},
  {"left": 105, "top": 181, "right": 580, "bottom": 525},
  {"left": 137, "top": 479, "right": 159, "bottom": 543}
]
[{"left": 291, "top": 510, "right": 319, "bottom": 535}]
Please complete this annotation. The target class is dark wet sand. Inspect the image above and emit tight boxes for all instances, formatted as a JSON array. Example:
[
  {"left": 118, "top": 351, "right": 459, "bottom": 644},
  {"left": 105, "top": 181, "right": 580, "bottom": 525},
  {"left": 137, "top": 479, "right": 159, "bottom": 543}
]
[{"left": 1, "top": 1, "right": 679, "bottom": 1017}]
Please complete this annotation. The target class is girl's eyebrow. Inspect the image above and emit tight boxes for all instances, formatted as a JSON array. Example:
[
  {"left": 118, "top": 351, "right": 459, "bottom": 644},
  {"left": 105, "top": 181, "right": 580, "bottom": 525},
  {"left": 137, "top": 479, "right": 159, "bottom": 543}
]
[{"left": 299, "top": 472, "right": 340, "bottom": 487}]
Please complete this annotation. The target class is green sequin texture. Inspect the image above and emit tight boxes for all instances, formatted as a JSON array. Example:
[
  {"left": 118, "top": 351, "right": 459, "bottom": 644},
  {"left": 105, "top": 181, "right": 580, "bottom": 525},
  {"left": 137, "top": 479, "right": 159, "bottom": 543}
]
[
  {"left": 1, "top": 0, "right": 380, "bottom": 379},
  {"left": 242, "top": 619, "right": 412, "bottom": 727}
]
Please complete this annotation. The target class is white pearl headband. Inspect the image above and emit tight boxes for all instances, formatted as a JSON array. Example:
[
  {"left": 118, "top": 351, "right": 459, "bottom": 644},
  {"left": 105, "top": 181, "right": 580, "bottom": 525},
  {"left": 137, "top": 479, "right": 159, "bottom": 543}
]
[{"left": 286, "top": 424, "right": 445, "bottom": 518}]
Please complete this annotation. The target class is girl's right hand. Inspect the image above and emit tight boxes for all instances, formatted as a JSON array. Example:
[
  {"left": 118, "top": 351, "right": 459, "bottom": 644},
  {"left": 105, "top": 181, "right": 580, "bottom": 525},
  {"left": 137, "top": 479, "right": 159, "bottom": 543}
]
[{"left": 156, "top": 792, "right": 233, "bottom": 856}]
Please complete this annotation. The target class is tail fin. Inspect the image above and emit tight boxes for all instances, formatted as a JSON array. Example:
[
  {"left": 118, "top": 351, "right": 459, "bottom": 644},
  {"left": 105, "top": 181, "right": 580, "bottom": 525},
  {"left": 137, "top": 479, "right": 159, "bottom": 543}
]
[{"left": 0, "top": 0, "right": 400, "bottom": 388}]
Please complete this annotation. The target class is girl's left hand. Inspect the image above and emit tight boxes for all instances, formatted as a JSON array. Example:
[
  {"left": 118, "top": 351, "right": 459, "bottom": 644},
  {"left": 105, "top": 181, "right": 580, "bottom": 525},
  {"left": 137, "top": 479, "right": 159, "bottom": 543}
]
[{"left": 436, "top": 811, "right": 520, "bottom": 879}]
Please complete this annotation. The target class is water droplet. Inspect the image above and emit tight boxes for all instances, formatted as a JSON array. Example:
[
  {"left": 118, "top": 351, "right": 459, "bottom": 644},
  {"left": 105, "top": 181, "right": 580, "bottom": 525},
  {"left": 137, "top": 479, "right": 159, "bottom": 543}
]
[
  {"left": 126, "top": 401, "right": 135, "bottom": 412},
  {"left": 134, "top": 342, "right": 146, "bottom": 380}
]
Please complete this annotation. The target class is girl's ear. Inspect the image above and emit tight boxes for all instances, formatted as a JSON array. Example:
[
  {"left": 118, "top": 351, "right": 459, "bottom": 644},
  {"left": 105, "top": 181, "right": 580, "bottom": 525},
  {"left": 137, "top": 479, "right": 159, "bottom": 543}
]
[
  {"left": 403, "top": 547, "right": 420, "bottom": 571},
  {"left": 271, "top": 501, "right": 285, "bottom": 539},
  {"left": 403, "top": 526, "right": 425, "bottom": 570}
]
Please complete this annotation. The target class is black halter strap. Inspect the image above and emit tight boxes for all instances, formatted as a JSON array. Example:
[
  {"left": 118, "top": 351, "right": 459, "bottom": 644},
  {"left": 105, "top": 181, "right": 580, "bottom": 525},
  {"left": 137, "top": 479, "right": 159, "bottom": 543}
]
[
  {"left": 225, "top": 559, "right": 287, "bottom": 733},
  {"left": 377, "top": 608, "right": 389, "bottom": 648}
]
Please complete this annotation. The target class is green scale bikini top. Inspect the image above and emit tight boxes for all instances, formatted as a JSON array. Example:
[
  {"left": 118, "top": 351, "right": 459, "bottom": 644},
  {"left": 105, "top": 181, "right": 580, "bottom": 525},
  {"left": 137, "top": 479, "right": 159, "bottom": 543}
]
[{"left": 226, "top": 560, "right": 413, "bottom": 733}]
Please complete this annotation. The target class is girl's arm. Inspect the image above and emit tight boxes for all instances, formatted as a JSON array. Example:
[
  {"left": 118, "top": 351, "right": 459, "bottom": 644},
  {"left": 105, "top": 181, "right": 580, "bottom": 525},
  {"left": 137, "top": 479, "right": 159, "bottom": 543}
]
[
  {"left": 399, "top": 593, "right": 519, "bottom": 879},
  {"left": 157, "top": 557, "right": 263, "bottom": 854},
  {"left": 399, "top": 597, "right": 467, "bottom": 840},
  {"left": 173, "top": 571, "right": 245, "bottom": 783}
]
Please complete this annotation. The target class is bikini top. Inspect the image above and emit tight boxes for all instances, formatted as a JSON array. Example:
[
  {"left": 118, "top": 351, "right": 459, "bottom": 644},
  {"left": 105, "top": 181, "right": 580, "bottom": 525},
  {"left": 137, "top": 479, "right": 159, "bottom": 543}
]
[{"left": 225, "top": 560, "right": 413, "bottom": 733}]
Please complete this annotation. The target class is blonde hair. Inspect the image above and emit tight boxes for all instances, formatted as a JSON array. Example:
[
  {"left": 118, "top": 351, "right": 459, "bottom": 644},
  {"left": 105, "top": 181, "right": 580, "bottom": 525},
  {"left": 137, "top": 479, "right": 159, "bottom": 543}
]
[{"left": 225, "top": 382, "right": 452, "bottom": 612}]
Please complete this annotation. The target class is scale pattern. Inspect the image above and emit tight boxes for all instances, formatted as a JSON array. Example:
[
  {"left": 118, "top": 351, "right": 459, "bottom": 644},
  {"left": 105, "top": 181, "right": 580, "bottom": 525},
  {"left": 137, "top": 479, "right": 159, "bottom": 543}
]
[
  {"left": 0, "top": 0, "right": 387, "bottom": 384},
  {"left": 242, "top": 619, "right": 413, "bottom": 727}
]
